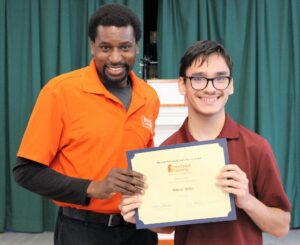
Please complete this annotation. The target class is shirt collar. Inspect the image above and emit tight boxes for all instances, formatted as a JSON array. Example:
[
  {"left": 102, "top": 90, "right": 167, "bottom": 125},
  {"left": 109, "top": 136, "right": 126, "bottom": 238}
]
[
  {"left": 81, "top": 59, "right": 105, "bottom": 94},
  {"left": 218, "top": 113, "right": 240, "bottom": 140},
  {"left": 81, "top": 59, "right": 147, "bottom": 112},
  {"left": 82, "top": 59, "right": 136, "bottom": 94},
  {"left": 181, "top": 113, "right": 240, "bottom": 142}
]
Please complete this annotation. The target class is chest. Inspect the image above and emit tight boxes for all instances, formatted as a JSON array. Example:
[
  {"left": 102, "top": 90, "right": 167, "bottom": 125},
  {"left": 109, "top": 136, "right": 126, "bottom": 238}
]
[{"left": 60, "top": 92, "right": 153, "bottom": 148}]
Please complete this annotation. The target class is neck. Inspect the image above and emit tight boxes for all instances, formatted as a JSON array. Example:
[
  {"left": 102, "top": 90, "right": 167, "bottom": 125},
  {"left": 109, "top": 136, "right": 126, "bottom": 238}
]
[{"left": 187, "top": 111, "right": 226, "bottom": 141}]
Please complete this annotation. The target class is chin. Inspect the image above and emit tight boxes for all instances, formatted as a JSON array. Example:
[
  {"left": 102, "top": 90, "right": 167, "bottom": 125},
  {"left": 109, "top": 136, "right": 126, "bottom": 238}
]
[
  {"left": 104, "top": 74, "right": 128, "bottom": 85},
  {"left": 194, "top": 107, "right": 224, "bottom": 117}
]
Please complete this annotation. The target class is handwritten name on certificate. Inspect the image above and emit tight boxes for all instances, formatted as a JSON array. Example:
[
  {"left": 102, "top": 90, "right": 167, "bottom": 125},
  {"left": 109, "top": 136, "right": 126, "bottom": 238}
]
[{"left": 126, "top": 138, "right": 236, "bottom": 229}]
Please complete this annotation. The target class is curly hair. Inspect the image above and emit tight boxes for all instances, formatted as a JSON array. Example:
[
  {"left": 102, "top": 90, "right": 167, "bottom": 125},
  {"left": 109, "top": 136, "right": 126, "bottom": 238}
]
[{"left": 88, "top": 3, "right": 141, "bottom": 43}]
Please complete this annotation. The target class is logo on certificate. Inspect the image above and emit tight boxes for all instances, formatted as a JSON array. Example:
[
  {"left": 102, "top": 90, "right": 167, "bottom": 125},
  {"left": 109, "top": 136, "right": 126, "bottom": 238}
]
[{"left": 168, "top": 163, "right": 191, "bottom": 173}]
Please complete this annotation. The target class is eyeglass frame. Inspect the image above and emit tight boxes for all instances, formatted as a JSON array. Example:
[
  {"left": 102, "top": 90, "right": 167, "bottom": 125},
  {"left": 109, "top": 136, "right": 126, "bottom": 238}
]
[{"left": 183, "top": 76, "right": 232, "bottom": 91}]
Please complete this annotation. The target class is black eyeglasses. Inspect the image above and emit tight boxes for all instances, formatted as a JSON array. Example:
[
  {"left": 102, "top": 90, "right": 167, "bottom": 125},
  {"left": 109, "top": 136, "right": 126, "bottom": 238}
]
[{"left": 183, "top": 76, "right": 232, "bottom": 91}]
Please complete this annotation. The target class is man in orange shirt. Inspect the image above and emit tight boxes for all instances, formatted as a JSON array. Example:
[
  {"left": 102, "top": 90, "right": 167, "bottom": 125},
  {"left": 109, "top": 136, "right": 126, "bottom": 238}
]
[{"left": 13, "top": 3, "right": 159, "bottom": 245}]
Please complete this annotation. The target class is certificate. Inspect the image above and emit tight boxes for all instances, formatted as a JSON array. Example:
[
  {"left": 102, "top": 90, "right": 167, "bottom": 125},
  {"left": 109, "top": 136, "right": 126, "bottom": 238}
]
[{"left": 126, "top": 138, "right": 236, "bottom": 229}]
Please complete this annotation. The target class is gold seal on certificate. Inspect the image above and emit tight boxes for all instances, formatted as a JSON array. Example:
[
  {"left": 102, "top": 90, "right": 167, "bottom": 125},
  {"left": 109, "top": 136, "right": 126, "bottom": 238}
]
[{"left": 126, "top": 138, "right": 236, "bottom": 229}]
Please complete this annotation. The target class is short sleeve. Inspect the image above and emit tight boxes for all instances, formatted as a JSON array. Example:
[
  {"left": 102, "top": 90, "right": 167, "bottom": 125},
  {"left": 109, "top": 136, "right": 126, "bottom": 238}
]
[
  {"left": 17, "top": 86, "right": 64, "bottom": 165},
  {"left": 253, "top": 139, "right": 291, "bottom": 211}
]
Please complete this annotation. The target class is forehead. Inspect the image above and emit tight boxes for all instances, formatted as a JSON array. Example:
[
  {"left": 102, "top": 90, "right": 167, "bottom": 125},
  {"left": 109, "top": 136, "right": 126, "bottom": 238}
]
[
  {"left": 187, "top": 53, "right": 230, "bottom": 75},
  {"left": 95, "top": 25, "right": 136, "bottom": 43}
]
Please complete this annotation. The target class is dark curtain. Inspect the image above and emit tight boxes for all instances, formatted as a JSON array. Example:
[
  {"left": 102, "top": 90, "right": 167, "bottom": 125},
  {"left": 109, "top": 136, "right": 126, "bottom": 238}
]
[
  {"left": 0, "top": 0, "right": 143, "bottom": 232},
  {"left": 157, "top": 0, "right": 300, "bottom": 227},
  {"left": 1, "top": 0, "right": 299, "bottom": 233}
]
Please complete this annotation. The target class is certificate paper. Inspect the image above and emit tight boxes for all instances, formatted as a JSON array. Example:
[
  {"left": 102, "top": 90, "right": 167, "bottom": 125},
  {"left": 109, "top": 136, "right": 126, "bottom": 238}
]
[{"left": 126, "top": 138, "right": 236, "bottom": 229}]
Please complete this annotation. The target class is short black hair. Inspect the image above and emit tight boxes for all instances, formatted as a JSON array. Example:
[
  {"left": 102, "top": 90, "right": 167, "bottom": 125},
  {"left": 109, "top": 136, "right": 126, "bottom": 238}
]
[
  {"left": 88, "top": 3, "right": 141, "bottom": 43},
  {"left": 179, "top": 40, "right": 233, "bottom": 77}
]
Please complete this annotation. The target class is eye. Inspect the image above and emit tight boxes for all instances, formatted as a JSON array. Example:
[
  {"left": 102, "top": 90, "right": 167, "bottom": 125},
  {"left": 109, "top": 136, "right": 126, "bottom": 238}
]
[
  {"left": 214, "top": 76, "right": 228, "bottom": 82},
  {"left": 192, "top": 77, "right": 206, "bottom": 82},
  {"left": 120, "top": 45, "right": 132, "bottom": 51},
  {"left": 99, "top": 45, "right": 111, "bottom": 52}
]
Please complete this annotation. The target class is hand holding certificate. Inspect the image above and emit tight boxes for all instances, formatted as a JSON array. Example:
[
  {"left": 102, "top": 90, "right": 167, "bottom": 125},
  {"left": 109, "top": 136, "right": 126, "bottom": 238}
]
[{"left": 126, "top": 138, "right": 236, "bottom": 229}]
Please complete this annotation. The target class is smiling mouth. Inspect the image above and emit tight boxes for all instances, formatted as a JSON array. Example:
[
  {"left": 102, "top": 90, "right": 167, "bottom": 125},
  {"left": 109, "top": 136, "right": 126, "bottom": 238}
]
[
  {"left": 200, "top": 96, "right": 219, "bottom": 102},
  {"left": 105, "top": 65, "right": 125, "bottom": 76}
]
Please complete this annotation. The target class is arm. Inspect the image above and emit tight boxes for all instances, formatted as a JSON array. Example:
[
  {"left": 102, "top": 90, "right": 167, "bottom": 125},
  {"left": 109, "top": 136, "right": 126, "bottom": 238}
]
[
  {"left": 13, "top": 157, "right": 91, "bottom": 205},
  {"left": 216, "top": 164, "right": 290, "bottom": 237},
  {"left": 14, "top": 157, "right": 146, "bottom": 204},
  {"left": 237, "top": 193, "right": 290, "bottom": 237},
  {"left": 119, "top": 195, "right": 174, "bottom": 234}
]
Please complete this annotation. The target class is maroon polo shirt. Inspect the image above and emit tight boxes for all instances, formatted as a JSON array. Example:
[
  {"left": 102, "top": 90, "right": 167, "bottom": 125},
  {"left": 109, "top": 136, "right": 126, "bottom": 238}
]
[{"left": 161, "top": 114, "right": 291, "bottom": 245}]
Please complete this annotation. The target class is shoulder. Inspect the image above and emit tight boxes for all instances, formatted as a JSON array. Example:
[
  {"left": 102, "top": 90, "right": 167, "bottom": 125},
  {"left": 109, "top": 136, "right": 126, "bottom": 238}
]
[
  {"left": 160, "top": 118, "right": 190, "bottom": 146},
  {"left": 238, "top": 124, "right": 270, "bottom": 149},
  {"left": 44, "top": 66, "right": 88, "bottom": 91},
  {"left": 160, "top": 129, "right": 182, "bottom": 146},
  {"left": 130, "top": 72, "right": 159, "bottom": 100},
  {"left": 226, "top": 115, "right": 270, "bottom": 149},
  {"left": 37, "top": 67, "right": 90, "bottom": 102},
  {"left": 140, "top": 80, "right": 159, "bottom": 101},
  {"left": 236, "top": 124, "right": 274, "bottom": 161}
]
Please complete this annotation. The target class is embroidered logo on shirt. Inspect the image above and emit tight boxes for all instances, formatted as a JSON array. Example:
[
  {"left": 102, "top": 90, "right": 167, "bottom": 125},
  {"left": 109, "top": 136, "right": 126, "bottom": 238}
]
[{"left": 141, "top": 115, "right": 153, "bottom": 132}]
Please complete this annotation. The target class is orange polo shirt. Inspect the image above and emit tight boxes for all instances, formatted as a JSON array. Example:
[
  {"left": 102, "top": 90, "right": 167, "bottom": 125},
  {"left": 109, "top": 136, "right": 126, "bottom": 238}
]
[{"left": 17, "top": 59, "right": 160, "bottom": 213}]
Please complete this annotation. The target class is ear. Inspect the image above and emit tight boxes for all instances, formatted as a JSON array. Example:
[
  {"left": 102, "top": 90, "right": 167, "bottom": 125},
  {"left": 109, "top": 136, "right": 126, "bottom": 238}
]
[
  {"left": 89, "top": 41, "right": 95, "bottom": 56},
  {"left": 229, "top": 78, "right": 234, "bottom": 95},
  {"left": 178, "top": 77, "right": 186, "bottom": 95}
]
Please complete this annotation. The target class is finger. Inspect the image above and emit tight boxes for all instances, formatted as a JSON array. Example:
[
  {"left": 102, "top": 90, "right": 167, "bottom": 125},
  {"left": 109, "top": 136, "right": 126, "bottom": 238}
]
[
  {"left": 115, "top": 174, "right": 146, "bottom": 189},
  {"left": 119, "top": 201, "right": 141, "bottom": 214},
  {"left": 119, "top": 197, "right": 141, "bottom": 224},
  {"left": 111, "top": 169, "right": 146, "bottom": 189},
  {"left": 114, "top": 183, "right": 144, "bottom": 196},
  {"left": 217, "top": 171, "right": 248, "bottom": 184},
  {"left": 122, "top": 210, "right": 136, "bottom": 224},
  {"left": 217, "top": 165, "right": 247, "bottom": 179},
  {"left": 219, "top": 164, "right": 244, "bottom": 175},
  {"left": 105, "top": 172, "right": 146, "bottom": 195},
  {"left": 113, "top": 182, "right": 145, "bottom": 195},
  {"left": 220, "top": 186, "right": 248, "bottom": 197},
  {"left": 120, "top": 195, "right": 141, "bottom": 206},
  {"left": 127, "top": 170, "right": 145, "bottom": 179},
  {"left": 216, "top": 178, "right": 248, "bottom": 190},
  {"left": 114, "top": 168, "right": 144, "bottom": 180}
]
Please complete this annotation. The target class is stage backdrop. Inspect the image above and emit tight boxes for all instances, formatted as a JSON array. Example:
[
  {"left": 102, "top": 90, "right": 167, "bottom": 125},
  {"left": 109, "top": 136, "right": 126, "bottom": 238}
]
[
  {"left": 0, "top": 0, "right": 299, "bottom": 232},
  {"left": 157, "top": 0, "right": 299, "bottom": 228}
]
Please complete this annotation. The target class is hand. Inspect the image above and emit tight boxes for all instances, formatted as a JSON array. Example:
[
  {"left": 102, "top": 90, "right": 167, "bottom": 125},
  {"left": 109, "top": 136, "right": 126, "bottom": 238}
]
[
  {"left": 216, "top": 164, "right": 250, "bottom": 209},
  {"left": 119, "top": 195, "right": 142, "bottom": 223},
  {"left": 87, "top": 168, "right": 146, "bottom": 199}
]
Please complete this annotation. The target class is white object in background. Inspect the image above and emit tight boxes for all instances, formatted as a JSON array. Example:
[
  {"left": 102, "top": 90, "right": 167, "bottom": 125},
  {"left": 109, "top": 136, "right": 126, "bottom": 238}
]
[
  {"left": 154, "top": 106, "right": 188, "bottom": 146},
  {"left": 158, "top": 232, "right": 175, "bottom": 240},
  {"left": 148, "top": 79, "right": 187, "bottom": 146},
  {"left": 148, "top": 79, "right": 184, "bottom": 241},
  {"left": 148, "top": 79, "right": 185, "bottom": 105}
]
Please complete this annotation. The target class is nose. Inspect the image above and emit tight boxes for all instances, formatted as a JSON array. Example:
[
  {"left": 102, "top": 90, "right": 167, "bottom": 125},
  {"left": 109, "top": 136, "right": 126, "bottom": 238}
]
[
  {"left": 204, "top": 79, "right": 216, "bottom": 92},
  {"left": 109, "top": 48, "right": 122, "bottom": 64}
]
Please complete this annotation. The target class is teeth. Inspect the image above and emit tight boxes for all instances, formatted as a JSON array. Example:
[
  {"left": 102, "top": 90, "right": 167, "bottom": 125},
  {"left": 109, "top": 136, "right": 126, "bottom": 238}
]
[
  {"left": 106, "top": 66, "right": 124, "bottom": 75},
  {"left": 109, "top": 67, "right": 121, "bottom": 71},
  {"left": 201, "top": 97, "right": 217, "bottom": 102}
]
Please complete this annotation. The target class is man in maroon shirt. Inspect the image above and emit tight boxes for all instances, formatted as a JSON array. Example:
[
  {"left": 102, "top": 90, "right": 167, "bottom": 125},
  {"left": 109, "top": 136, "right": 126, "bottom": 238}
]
[{"left": 119, "top": 40, "right": 291, "bottom": 245}]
